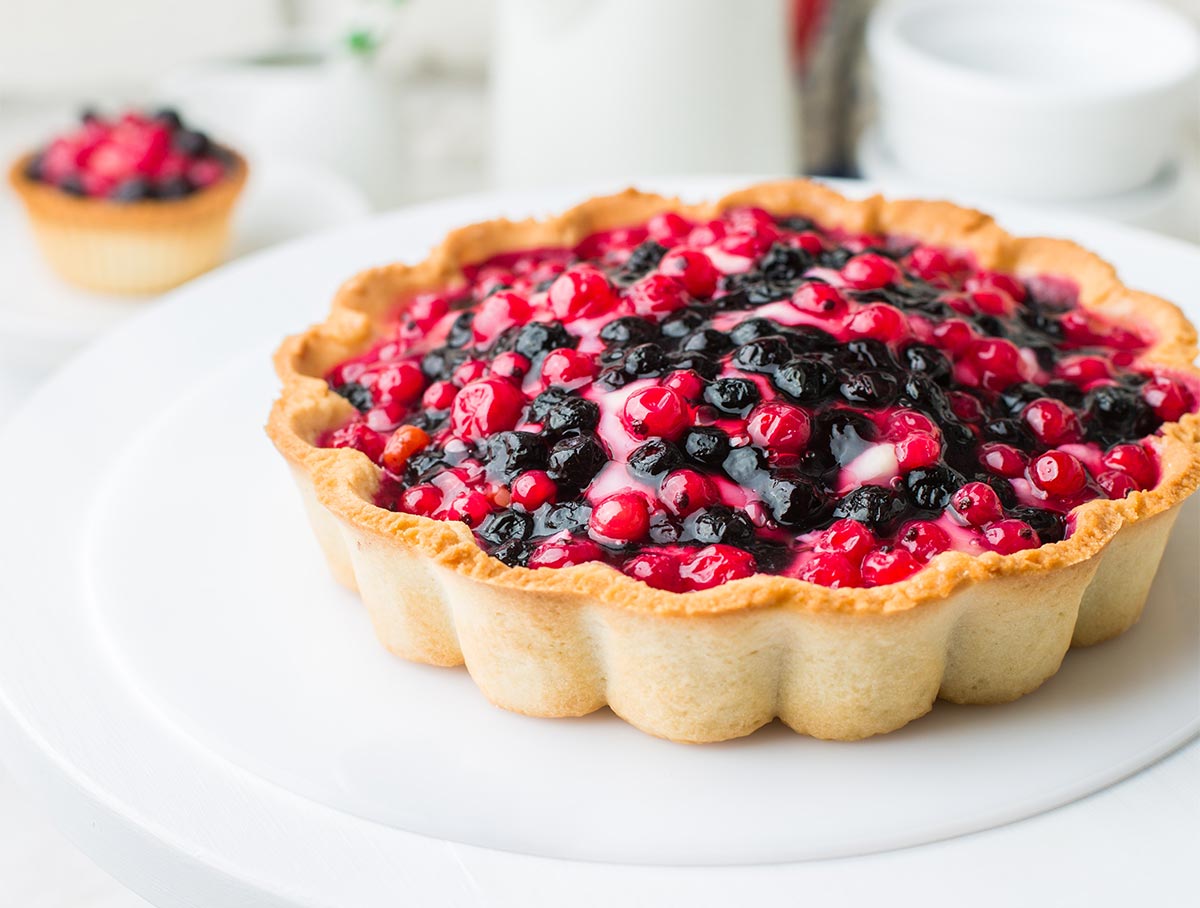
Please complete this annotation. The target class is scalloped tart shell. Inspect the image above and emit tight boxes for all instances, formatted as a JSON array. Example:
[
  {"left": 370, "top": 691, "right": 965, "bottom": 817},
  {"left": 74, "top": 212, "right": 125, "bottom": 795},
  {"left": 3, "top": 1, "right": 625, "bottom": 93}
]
[
  {"left": 8, "top": 152, "right": 248, "bottom": 295},
  {"left": 267, "top": 180, "right": 1200, "bottom": 742}
]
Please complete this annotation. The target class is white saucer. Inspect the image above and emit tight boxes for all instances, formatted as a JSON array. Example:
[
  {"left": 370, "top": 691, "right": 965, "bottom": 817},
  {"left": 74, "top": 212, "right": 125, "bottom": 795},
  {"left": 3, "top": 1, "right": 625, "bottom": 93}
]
[
  {"left": 855, "top": 124, "right": 1189, "bottom": 238},
  {"left": 0, "top": 178, "right": 1196, "bottom": 906},
  {"left": 0, "top": 157, "right": 370, "bottom": 369}
]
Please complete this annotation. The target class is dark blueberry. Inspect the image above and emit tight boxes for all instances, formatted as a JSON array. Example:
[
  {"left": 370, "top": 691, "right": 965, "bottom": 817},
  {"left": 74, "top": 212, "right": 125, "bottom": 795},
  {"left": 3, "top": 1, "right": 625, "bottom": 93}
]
[
  {"left": 152, "top": 107, "right": 184, "bottom": 130},
  {"left": 774, "top": 357, "right": 837, "bottom": 403},
  {"left": 718, "top": 274, "right": 791, "bottom": 306},
  {"left": 1019, "top": 308, "right": 1065, "bottom": 341},
  {"left": 628, "top": 439, "right": 684, "bottom": 477},
  {"left": 811, "top": 408, "right": 877, "bottom": 470},
  {"left": 22, "top": 153, "right": 44, "bottom": 181},
  {"left": 515, "top": 321, "right": 576, "bottom": 360},
  {"left": 1084, "top": 384, "right": 1157, "bottom": 446},
  {"left": 173, "top": 129, "right": 210, "bottom": 157},
  {"left": 722, "top": 445, "right": 768, "bottom": 484},
  {"left": 730, "top": 317, "right": 779, "bottom": 346},
  {"left": 838, "top": 339, "right": 895, "bottom": 370},
  {"left": 837, "top": 370, "right": 899, "bottom": 406},
  {"left": 976, "top": 473, "right": 1020, "bottom": 509},
  {"left": 775, "top": 215, "right": 815, "bottom": 232},
  {"left": 544, "top": 396, "right": 600, "bottom": 436},
  {"left": 1030, "top": 344, "right": 1058, "bottom": 373},
  {"left": 900, "top": 343, "right": 952, "bottom": 386},
  {"left": 405, "top": 448, "right": 450, "bottom": 484},
  {"left": 785, "top": 324, "right": 838, "bottom": 353},
  {"left": 832, "top": 485, "right": 908, "bottom": 534},
  {"left": 541, "top": 500, "right": 593, "bottom": 533},
  {"left": 982, "top": 418, "right": 1033, "bottom": 446},
  {"left": 333, "top": 381, "right": 374, "bottom": 412},
  {"left": 1010, "top": 506, "right": 1066, "bottom": 544},
  {"left": 485, "top": 431, "right": 547, "bottom": 479},
  {"left": 446, "top": 311, "right": 475, "bottom": 348},
  {"left": 482, "top": 281, "right": 514, "bottom": 298},
  {"left": 596, "top": 366, "right": 631, "bottom": 389},
  {"left": 704, "top": 377, "right": 760, "bottom": 416},
  {"left": 997, "top": 382, "right": 1046, "bottom": 416},
  {"left": 527, "top": 386, "right": 571, "bottom": 422},
  {"left": 622, "top": 343, "right": 669, "bottom": 377},
  {"left": 614, "top": 239, "right": 668, "bottom": 283},
  {"left": 904, "top": 466, "right": 966, "bottom": 511},
  {"left": 854, "top": 281, "right": 942, "bottom": 315},
  {"left": 546, "top": 435, "right": 608, "bottom": 490},
  {"left": 79, "top": 106, "right": 101, "bottom": 124},
  {"left": 973, "top": 314, "right": 1008, "bottom": 339},
  {"left": 156, "top": 175, "right": 193, "bottom": 199},
  {"left": 405, "top": 410, "right": 445, "bottom": 434},
  {"left": 660, "top": 308, "right": 707, "bottom": 339},
  {"left": 680, "top": 328, "right": 733, "bottom": 356},
  {"left": 59, "top": 175, "right": 86, "bottom": 196},
  {"left": 759, "top": 242, "right": 814, "bottom": 283},
  {"left": 732, "top": 336, "right": 793, "bottom": 373},
  {"left": 682, "top": 427, "right": 731, "bottom": 468},
  {"left": 477, "top": 509, "right": 534, "bottom": 546},
  {"left": 686, "top": 505, "right": 755, "bottom": 546},
  {"left": 1119, "top": 372, "right": 1150, "bottom": 388},
  {"left": 666, "top": 352, "right": 720, "bottom": 379},
  {"left": 940, "top": 422, "right": 980, "bottom": 474},
  {"left": 819, "top": 246, "right": 854, "bottom": 269},
  {"left": 648, "top": 510, "right": 682, "bottom": 545},
  {"left": 420, "top": 347, "right": 469, "bottom": 381},
  {"left": 599, "top": 348, "right": 627, "bottom": 367},
  {"left": 897, "top": 373, "right": 950, "bottom": 416},
  {"left": 110, "top": 177, "right": 154, "bottom": 202},
  {"left": 491, "top": 538, "right": 535, "bottom": 567},
  {"left": 1042, "top": 379, "right": 1085, "bottom": 409},
  {"left": 761, "top": 475, "right": 827, "bottom": 527},
  {"left": 600, "top": 316, "right": 658, "bottom": 348}
]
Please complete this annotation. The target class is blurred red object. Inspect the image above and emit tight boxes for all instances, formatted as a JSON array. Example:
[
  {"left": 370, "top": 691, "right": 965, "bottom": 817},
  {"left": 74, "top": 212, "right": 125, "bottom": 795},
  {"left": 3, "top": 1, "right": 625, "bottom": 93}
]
[{"left": 792, "top": 0, "right": 831, "bottom": 71}]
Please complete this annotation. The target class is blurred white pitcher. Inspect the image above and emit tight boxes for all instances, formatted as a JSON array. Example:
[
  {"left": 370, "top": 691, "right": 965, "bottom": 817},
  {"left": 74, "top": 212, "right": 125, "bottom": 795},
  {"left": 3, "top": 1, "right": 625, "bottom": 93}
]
[{"left": 490, "top": 0, "right": 800, "bottom": 187}]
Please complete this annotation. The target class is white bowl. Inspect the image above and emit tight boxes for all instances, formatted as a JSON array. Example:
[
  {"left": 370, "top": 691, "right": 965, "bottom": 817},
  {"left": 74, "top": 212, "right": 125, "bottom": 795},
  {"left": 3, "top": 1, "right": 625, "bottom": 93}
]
[{"left": 867, "top": 0, "right": 1200, "bottom": 201}]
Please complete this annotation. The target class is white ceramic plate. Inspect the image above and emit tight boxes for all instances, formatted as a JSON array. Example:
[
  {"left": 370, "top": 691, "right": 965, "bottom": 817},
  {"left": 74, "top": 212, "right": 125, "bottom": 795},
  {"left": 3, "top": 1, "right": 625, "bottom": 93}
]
[
  {"left": 0, "top": 157, "right": 370, "bottom": 369},
  {"left": 0, "top": 178, "right": 1196, "bottom": 906}
]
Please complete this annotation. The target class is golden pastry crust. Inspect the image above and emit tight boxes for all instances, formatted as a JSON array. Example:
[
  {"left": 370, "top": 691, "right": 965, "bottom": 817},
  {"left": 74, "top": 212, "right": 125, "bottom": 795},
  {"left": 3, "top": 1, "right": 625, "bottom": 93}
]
[
  {"left": 267, "top": 181, "right": 1200, "bottom": 741},
  {"left": 8, "top": 152, "right": 247, "bottom": 294}
]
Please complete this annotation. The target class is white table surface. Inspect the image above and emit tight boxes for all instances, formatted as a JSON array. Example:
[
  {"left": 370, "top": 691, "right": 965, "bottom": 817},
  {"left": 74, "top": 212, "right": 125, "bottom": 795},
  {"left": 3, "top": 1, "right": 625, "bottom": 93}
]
[{"left": 1, "top": 140, "right": 1198, "bottom": 908}]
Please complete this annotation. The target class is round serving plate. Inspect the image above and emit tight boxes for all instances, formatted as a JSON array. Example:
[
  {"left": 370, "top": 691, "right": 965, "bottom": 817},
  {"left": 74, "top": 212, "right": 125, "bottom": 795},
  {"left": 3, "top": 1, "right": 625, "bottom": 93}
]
[{"left": 0, "top": 177, "right": 1196, "bottom": 907}]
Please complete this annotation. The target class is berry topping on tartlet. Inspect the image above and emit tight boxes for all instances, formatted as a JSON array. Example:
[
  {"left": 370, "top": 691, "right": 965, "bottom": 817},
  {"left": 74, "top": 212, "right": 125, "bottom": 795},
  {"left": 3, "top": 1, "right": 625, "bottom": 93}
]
[
  {"left": 313, "top": 205, "right": 1198, "bottom": 591},
  {"left": 22, "top": 107, "right": 235, "bottom": 202},
  {"left": 9, "top": 107, "right": 247, "bottom": 294}
]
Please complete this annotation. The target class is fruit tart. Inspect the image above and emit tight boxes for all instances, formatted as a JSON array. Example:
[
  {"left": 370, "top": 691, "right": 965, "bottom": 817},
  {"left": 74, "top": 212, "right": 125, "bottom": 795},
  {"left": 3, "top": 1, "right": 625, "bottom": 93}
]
[
  {"left": 9, "top": 108, "right": 247, "bottom": 294},
  {"left": 268, "top": 181, "right": 1200, "bottom": 743}
]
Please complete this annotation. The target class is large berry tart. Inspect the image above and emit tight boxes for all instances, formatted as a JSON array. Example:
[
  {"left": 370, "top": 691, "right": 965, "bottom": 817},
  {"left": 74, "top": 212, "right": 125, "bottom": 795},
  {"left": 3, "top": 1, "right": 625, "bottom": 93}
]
[
  {"left": 268, "top": 181, "right": 1200, "bottom": 742},
  {"left": 9, "top": 108, "right": 246, "bottom": 294}
]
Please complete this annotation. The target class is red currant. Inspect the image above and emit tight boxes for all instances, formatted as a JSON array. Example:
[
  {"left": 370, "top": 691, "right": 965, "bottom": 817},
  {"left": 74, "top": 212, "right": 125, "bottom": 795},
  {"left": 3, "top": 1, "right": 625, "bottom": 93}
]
[{"left": 1029, "top": 450, "right": 1087, "bottom": 498}]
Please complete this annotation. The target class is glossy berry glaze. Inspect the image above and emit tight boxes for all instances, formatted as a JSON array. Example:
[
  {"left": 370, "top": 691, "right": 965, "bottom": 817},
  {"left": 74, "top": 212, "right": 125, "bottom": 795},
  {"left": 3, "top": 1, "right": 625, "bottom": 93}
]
[
  {"left": 22, "top": 108, "right": 234, "bottom": 202},
  {"left": 318, "top": 206, "right": 1198, "bottom": 591}
]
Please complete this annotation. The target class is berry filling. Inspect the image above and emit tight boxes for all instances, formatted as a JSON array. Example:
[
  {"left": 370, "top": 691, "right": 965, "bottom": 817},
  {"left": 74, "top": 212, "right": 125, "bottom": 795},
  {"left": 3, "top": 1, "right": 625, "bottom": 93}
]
[
  {"left": 22, "top": 108, "right": 234, "bottom": 201},
  {"left": 317, "top": 207, "right": 1198, "bottom": 591}
]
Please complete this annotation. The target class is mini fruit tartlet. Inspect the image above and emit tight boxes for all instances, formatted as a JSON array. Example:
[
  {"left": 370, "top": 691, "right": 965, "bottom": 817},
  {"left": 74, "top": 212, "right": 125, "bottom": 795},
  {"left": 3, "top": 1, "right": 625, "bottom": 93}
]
[
  {"left": 268, "top": 181, "right": 1200, "bottom": 743},
  {"left": 8, "top": 108, "right": 247, "bottom": 295}
]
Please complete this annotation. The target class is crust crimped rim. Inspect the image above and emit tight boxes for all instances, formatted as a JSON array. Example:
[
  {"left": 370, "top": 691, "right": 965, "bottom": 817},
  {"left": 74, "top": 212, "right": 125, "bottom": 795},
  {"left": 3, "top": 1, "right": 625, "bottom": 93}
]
[
  {"left": 7, "top": 150, "right": 248, "bottom": 229},
  {"left": 267, "top": 180, "right": 1200, "bottom": 620}
]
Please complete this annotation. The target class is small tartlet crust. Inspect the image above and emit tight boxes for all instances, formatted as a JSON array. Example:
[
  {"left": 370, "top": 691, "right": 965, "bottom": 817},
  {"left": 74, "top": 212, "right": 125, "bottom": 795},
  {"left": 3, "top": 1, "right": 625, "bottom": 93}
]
[
  {"left": 8, "top": 151, "right": 248, "bottom": 294},
  {"left": 267, "top": 180, "right": 1200, "bottom": 742}
]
